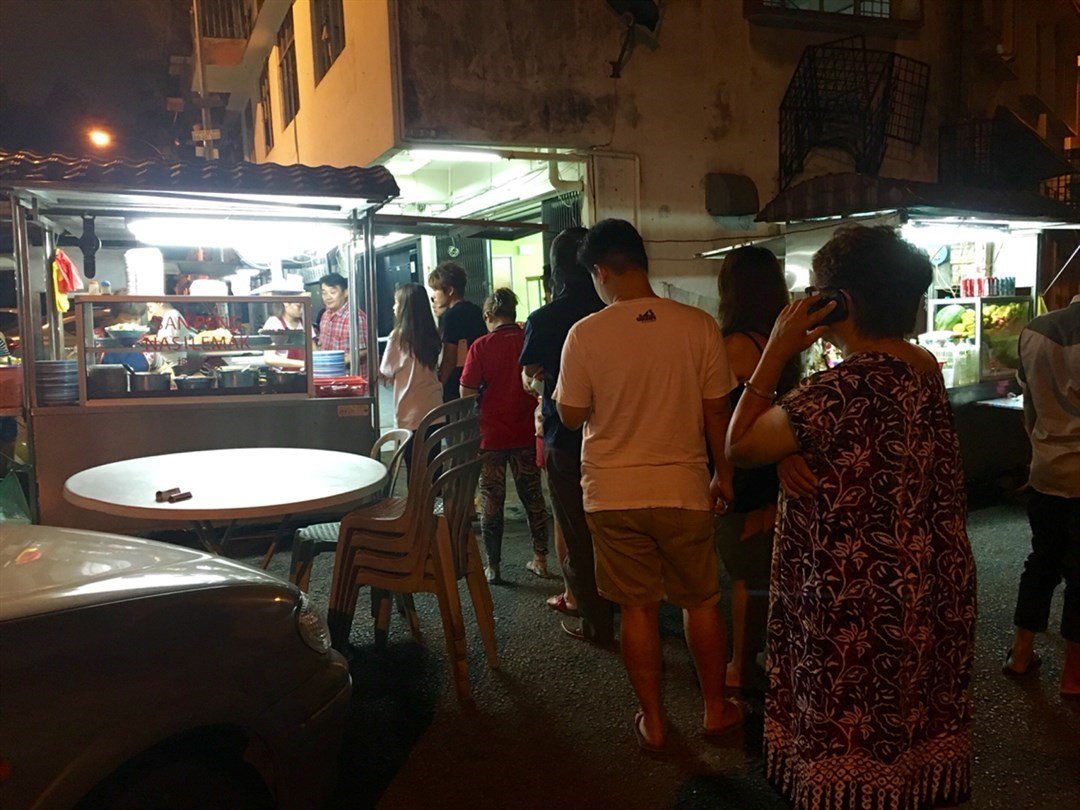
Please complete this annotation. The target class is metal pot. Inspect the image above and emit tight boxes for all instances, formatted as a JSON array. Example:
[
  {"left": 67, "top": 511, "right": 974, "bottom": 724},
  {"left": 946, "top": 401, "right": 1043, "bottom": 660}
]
[
  {"left": 131, "top": 372, "right": 171, "bottom": 392},
  {"left": 267, "top": 368, "right": 307, "bottom": 393},
  {"left": 175, "top": 375, "right": 215, "bottom": 392},
  {"left": 216, "top": 366, "right": 258, "bottom": 389},
  {"left": 87, "top": 364, "right": 130, "bottom": 396}
]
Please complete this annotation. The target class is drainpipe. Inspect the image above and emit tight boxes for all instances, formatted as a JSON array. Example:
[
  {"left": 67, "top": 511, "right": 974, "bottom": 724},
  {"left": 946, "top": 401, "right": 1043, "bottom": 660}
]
[{"left": 549, "top": 157, "right": 584, "bottom": 193}]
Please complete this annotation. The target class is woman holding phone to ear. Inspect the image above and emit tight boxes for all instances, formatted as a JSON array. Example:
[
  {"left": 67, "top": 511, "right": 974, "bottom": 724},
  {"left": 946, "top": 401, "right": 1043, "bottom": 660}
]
[{"left": 727, "top": 226, "right": 976, "bottom": 810}]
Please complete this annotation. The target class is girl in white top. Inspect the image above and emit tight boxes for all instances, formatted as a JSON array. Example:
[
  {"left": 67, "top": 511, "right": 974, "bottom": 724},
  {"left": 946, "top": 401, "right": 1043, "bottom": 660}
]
[
  {"left": 262, "top": 301, "right": 310, "bottom": 370},
  {"left": 380, "top": 283, "right": 443, "bottom": 475}
]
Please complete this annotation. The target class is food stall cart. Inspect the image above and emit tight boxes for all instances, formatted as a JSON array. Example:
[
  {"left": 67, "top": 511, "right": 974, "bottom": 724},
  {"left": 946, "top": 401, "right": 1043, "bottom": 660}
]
[
  {"left": 712, "top": 172, "right": 1078, "bottom": 482},
  {"left": 1, "top": 149, "right": 399, "bottom": 532}
]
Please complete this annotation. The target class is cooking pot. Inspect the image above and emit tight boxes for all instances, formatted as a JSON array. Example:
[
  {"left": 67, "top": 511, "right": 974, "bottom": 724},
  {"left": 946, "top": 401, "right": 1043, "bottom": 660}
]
[
  {"left": 175, "top": 375, "right": 214, "bottom": 392},
  {"left": 87, "top": 364, "right": 130, "bottom": 396},
  {"left": 267, "top": 368, "right": 307, "bottom": 393},
  {"left": 131, "top": 372, "right": 171, "bottom": 392},
  {"left": 216, "top": 366, "right": 258, "bottom": 389}
]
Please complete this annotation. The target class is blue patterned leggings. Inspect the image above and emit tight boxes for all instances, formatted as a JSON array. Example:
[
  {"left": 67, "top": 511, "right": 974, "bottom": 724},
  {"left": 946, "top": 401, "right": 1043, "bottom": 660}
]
[{"left": 479, "top": 446, "right": 548, "bottom": 566}]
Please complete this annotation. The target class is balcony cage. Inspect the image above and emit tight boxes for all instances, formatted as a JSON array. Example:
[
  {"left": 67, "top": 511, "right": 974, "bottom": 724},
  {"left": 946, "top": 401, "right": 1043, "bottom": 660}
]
[
  {"left": 939, "top": 107, "right": 1076, "bottom": 191},
  {"left": 1039, "top": 150, "right": 1080, "bottom": 217},
  {"left": 198, "top": 0, "right": 253, "bottom": 41},
  {"left": 778, "top": 37, "right": 929, "bottom": 190}
]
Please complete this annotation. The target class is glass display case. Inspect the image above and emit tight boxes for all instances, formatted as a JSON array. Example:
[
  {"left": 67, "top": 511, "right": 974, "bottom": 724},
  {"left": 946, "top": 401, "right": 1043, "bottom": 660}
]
[
  {"left": 71, "top": 295, "right": 314, "bottom": 403},
  {"left": 924, "top": 295, "right": 1033, "bottom": 386}
]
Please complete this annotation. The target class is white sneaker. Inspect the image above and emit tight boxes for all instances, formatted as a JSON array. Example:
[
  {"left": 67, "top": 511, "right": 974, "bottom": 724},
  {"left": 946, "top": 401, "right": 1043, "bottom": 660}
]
[{"left": 484, "top": 564, "right": 500, "bottom": 583}]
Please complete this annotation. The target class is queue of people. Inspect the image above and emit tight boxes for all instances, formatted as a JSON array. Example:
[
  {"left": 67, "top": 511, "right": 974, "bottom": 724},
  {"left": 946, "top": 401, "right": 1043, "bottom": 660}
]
[
  {"left": 366, "top": 218, "right": 1078, "bottom": 810},
  {"left": 537, "top": 220, "right": 974, "bottom": 809}
]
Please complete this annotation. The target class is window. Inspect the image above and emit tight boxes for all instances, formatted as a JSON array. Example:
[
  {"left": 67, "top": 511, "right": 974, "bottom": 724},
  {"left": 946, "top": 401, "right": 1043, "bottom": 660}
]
[
  {"left": 277, "top": 8, "right": 300, "bottom": 127},
  {"left": 761, "top": 0, "right": 891, "bottom": 16},
  {"left": 258, "top": 63, "right": 274, "bottom": 151},
  {"left": 744, "top": 0, "right": 922, "bottom": 31},
  {"left": 311, "top": 0, "right": 346, "bottom": 83},
  {"left": 243, "top": 100, "right": 255, "bottom": 160}
]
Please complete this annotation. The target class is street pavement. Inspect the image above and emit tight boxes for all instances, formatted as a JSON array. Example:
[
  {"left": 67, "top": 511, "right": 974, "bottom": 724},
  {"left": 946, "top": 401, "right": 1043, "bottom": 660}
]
[{"left": 257, "top": 490, "right": 1079, "bottom": 809}]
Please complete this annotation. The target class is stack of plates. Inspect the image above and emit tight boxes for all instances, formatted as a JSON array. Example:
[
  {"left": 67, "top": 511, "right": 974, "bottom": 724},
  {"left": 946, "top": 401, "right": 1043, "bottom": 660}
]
[
  {"left": 313, "top": 350, "right": 346, "bottom": 378},
  {"left": 36, "top": 360, "right": 79, "bottom": 405},
  {"left": 124, "top": 247, "right": 165, "bottom": 295}
]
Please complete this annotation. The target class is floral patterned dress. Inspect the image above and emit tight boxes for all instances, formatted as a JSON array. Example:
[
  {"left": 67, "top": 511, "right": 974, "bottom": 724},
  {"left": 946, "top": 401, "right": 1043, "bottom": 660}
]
[{"left": 767, "top": 353, "right": 977, "bottom": 810}]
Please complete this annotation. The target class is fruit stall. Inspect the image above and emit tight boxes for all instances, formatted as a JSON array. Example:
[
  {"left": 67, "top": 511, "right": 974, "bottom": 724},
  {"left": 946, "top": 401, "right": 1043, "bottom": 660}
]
[{"left": 746, "top": 172, "right": 1078, "bottom": 483}]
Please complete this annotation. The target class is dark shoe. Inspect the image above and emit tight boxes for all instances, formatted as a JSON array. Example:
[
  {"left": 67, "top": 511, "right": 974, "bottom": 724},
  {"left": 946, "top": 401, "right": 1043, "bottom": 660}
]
[
  {"left": 634, "top": 710, "right": 666, "bottom": 754},
  {"left": 546, "top": 593, "right": 580, "bottom": 617},
  {"left": 560, "top": 617, "right": 616, "bottom": 648},
  {"left": 1002, "top": 647, "right": 1042, "bottom": 677}
]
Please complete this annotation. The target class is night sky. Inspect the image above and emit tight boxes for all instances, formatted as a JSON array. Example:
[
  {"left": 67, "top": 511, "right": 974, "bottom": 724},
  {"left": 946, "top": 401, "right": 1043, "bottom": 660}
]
[{"left": 0, "top": 0, "right": 189, "bottom": 158}]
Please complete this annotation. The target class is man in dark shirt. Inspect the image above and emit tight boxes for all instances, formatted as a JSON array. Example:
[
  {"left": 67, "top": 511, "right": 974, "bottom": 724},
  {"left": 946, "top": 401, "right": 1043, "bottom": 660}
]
[
  {"left": 520, "top": 227, "right": 613, "bottom": 645},
  {"left": 428, "top": 261, "right": 487, "bottom": 402}
]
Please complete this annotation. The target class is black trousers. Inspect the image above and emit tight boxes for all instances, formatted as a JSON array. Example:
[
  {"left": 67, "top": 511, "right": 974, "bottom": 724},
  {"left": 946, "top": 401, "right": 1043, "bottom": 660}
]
[
  {"left": 1013, "top": 490, "right": 1080, "bottom": 643},
  {"left": 545, "top": 444, "right": 614, "bottom": 644}
]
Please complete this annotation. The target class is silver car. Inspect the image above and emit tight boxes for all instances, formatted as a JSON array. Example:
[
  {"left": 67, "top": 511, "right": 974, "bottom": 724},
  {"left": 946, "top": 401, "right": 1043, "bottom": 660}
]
[{"left": 0, "top": 524, "right": 351, "bottom": 809}]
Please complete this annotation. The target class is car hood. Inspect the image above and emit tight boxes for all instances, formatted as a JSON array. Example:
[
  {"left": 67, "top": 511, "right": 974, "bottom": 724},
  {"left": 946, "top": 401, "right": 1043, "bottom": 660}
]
[{"left": 0, "top": 524, "right": 290, "bottom": 622}]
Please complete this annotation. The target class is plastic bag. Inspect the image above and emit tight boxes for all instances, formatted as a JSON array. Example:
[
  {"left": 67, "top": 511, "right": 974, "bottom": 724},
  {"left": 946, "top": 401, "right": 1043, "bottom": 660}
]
[{"left": 0, "top": 471, "right": 31, "bottom": 524}]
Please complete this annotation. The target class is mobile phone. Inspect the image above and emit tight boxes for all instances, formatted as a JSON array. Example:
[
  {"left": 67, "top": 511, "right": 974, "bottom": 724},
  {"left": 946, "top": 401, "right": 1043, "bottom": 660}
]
[{"left": 806, "top": 289, "right": 848, "bottom": 324}]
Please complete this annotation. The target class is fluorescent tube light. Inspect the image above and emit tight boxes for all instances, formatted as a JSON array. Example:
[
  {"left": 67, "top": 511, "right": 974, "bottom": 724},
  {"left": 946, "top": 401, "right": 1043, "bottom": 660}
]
[
  {"left": 409, "top": 149, "right": 503, "bottom": 163},
  {"left": 127, "top": 217, "right": 351, "bottom": 257}
]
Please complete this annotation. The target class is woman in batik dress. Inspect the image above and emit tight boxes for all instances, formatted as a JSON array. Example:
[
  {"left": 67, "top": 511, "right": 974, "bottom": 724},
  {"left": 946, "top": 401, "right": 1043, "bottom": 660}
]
[{"left": 727, "top": 225, "right": 976, "bottom": 810}]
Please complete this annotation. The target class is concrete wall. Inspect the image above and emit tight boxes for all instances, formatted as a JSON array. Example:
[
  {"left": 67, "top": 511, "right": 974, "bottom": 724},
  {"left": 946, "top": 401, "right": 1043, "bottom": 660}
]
[
  {"left": 392, "top": 0, "right": 960, "bottom": 295},
  {"left": 260, "top": 0, "right": 396, "bottom": 167}
]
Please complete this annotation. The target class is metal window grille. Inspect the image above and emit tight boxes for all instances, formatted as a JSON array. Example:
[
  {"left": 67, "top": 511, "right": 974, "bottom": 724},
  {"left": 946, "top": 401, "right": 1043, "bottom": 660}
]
[
  {"left": 761, "top": 0, "right": 892, "bottom": 17},
  {"left": 259, "top": 63, "right": 274, "bottom": 151},
  {"left": 277, "top": 8, "right": 301, "bottom": 127},
  {"left": 198, "top": 0, "right": 252, "bottom": 39},
  {"left": 312, "top": 0, "right": 346, "bottom": 83}
]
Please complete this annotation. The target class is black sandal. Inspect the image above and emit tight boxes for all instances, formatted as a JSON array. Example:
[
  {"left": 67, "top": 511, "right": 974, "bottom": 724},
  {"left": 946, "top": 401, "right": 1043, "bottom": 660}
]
[{"left": 1002, "top": 648, "right": 1042, "bottom": 677}]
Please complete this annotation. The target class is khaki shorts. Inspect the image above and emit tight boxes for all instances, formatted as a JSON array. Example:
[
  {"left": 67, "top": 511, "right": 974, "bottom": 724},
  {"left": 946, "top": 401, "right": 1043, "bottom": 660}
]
[{"left": 586, "top": 508, "right": 720, "bottom": 608}]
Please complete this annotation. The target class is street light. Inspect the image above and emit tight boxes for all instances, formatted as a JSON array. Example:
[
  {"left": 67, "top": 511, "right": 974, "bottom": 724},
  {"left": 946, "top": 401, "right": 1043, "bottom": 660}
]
[{"left": 86, "top": 128, "right": 168, "bottom": 161}]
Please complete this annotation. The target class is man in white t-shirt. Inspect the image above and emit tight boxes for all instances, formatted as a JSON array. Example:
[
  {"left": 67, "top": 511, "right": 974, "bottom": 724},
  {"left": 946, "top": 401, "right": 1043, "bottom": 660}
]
[{"left": 555, "top": 219, "right": 742, "bottom": 752}]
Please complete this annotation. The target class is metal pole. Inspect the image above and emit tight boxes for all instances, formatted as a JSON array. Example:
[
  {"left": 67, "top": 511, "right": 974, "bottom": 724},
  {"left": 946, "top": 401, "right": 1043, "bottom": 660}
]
[
  {"left": 190, "top": 0, "right": 216, "bottom": 160},
  {"left": 345, "top": 234, "right": 360, "bottom": 378},
  {"left": 363, "top": 213, "right": 380, "bottom": 434},
  {"left": 11, "top": 196, "right": 39, "bottom": 519},
  {"left": 41, "top": 227, "right": 62, "bottom": 360}
]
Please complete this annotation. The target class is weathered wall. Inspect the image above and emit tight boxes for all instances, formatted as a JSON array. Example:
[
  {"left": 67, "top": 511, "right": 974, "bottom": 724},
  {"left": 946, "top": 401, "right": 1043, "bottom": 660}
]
[
  {"left": 393, "top": 0, "right": 959, "bottom": 294},
  {"left": 262, "top": 0, "right": 396, "bottom": 167}
]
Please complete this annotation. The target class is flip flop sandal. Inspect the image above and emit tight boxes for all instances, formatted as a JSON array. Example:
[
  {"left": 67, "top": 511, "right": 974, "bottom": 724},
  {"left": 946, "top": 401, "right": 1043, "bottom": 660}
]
[
  {"left": 634, "top": 710, "right": 666, "bottom": 754},
  {"left": 546, "top": 593, "right": 580, "bottom": 617},
  {"left": 703, "top": 697, "right": 750, "bottom": 741},
  {"left": 1002, "top": 648, "right": 1042, "bottom": 678}
]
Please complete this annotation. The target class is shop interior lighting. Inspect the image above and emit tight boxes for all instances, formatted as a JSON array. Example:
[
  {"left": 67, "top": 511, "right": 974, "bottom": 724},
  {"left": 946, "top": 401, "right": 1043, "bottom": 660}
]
[
  {"left": 127, "top": 217, "right": 351, "bottom": 257},
  {"left": 408, "top": 148, "right": 503, "bottom": 163},
  {"left": 902, "top": 220, "right": 1010, "bottom": 249}
]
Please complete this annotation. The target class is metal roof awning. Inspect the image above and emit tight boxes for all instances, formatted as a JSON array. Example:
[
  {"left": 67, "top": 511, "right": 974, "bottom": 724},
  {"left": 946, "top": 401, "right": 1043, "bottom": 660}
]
[
  {"left": 0, "top": 149, "right": 400, "bottom": 218},
  {"left": 756, "top": 172, "right": 1078, "bottom": 224}
]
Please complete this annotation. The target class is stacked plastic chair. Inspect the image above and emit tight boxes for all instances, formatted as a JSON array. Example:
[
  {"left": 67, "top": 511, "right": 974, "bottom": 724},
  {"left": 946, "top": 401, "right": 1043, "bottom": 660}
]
[
  {"left": 326, "top": 397, "right": 496, "bottom": 703},
  {"left": 286, "top": 428, "right": 412, "bottom": 590}
]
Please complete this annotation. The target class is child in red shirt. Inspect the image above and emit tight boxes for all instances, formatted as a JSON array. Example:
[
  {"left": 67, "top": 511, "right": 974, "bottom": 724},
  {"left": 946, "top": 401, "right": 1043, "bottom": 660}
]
[{"left": 460, "top": 289, "right": 550, "bottom": 583}]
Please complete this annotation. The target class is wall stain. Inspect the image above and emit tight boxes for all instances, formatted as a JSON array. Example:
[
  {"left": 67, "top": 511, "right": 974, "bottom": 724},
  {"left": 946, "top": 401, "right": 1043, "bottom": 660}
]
[{"left": 709, "top": 83, "right": 735, "bottom": 141}]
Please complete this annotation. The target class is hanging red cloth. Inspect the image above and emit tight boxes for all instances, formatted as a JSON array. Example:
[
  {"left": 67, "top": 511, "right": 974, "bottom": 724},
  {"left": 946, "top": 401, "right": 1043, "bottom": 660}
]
[{"left": 51, "top": 249, "right": 84, "bottom": 312}]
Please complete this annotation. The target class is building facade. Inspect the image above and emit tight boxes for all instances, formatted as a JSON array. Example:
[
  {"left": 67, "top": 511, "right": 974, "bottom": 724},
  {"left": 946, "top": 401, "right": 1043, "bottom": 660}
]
[{"left": 187, "top": 0, "right": 1079, "bottom": 304}]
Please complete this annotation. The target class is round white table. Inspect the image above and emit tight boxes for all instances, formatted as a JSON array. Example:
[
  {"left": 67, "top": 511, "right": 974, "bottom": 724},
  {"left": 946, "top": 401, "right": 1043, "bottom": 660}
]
[{"left": 64, "top": 448, "right": 387, "bottom": 560}]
